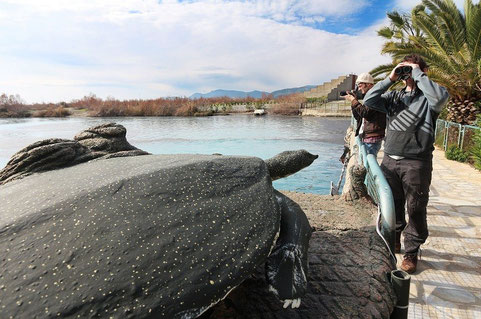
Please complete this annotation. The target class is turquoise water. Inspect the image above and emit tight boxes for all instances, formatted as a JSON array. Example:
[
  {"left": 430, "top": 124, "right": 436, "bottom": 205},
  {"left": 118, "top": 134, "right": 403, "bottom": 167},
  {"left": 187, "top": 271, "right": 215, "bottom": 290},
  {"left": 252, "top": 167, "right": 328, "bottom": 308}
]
[{"left": 0, "top": 115, "right": 350, "bottom": 194}]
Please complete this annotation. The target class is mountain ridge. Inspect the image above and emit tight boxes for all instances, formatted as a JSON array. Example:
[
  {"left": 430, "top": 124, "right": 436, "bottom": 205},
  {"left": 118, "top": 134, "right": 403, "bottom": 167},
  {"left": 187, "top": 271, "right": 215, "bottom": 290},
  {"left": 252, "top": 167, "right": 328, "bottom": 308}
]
[{"left": 190, "top": 85, "right": 317, "bottom": 99}]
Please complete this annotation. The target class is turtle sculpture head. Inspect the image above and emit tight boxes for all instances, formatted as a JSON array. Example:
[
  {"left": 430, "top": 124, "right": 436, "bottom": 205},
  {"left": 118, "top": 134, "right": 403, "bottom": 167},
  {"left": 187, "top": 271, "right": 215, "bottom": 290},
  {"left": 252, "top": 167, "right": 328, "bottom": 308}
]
[{"left": 0, "top": 123, "right": 317, "bottom": 318}]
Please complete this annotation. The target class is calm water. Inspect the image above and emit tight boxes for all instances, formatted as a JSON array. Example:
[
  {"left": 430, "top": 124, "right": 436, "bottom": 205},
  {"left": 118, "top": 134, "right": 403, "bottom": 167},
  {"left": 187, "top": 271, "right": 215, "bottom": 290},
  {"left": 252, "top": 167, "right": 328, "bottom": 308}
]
[{"left": 0, "top": 115, "right": 350, "bottom": 194}]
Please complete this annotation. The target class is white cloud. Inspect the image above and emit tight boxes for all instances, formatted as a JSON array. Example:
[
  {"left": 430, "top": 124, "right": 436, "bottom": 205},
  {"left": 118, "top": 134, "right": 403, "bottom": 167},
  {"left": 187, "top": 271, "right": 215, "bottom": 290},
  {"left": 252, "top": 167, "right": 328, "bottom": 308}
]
[{"left": 0, "top": 0, "right": 390, "bottom": 103}]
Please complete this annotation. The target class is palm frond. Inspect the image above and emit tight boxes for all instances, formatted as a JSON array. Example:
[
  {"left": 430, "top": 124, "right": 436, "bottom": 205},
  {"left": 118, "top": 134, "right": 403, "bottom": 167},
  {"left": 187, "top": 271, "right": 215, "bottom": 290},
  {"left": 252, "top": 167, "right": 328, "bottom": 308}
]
[
  {"left": 471, "top": 58, "right": 481, "bottom": 93},
  {"left": 412, "top": 9, "right": 450, "bottom": 57},
  {"left": 387, "top": 11, "right": 405, "bottom": 28},
  {"left": 423, "top": 0, "right": 467, "bottom": 58},
  {"left": 369, "top": 63, "right": 397, "bottom": 78},
  {"left": 378, "top": 27, "right": 394, "bottom": 39},
  {"left": 465, "top": 0, "right": 481, "bottom": 61}
]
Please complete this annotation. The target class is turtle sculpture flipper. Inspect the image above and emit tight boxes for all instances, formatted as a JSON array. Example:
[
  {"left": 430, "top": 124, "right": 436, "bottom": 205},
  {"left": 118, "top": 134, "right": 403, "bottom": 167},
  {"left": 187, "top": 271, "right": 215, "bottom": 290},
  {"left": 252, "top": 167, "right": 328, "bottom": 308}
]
[
  {"left": 263, "top": 150, "right": 316, "bottom": 308},
  {"left": 267, "top": 190, "right": 312, "bottom": 305}
]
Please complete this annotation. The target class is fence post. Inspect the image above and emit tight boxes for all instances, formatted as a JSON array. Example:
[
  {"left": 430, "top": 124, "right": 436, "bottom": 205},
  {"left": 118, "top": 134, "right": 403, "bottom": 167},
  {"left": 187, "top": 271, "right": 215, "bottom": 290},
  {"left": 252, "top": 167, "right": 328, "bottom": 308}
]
[
  {"left": 435, "top": 119, "right": 480, "bottom": 152},
  {"left": 460, "top": 126, "right": 466, "bottom": 150},
  {"left": 443, "top": 122, "right": 449, "bottom": 150},
  {"left": 456, "top": 123, "right": 462, "bottom": 148}
]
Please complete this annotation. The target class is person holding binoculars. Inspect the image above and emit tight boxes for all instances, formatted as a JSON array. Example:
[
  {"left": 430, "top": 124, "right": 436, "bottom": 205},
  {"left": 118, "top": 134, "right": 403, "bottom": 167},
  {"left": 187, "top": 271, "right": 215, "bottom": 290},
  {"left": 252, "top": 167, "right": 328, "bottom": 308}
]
[{"left": 363, "top": 54, "right": 449, "bottom": 274}]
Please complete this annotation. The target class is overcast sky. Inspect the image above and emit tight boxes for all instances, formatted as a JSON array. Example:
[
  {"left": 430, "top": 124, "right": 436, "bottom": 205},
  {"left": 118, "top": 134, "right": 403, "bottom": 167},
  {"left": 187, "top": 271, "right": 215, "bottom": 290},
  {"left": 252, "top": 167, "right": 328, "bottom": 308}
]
[{"left": 0, "top": 0, "right": 475, "bottom": 103}]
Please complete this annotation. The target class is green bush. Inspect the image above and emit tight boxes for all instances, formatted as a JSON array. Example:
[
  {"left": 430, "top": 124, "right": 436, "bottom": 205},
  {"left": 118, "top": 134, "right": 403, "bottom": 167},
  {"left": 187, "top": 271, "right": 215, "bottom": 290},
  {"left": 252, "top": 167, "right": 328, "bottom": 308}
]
[
  {"left": 445, "top": 145, "right": 469, "bottom": 162},
  {"left": 476, "top": 114, "right": 481, "bottom": 128},
  {"left": 470, "top": 130, "right": 481, "bottom": 170},
  {"left": 306, "top": 96, "right": 327, "bottom": 104}
]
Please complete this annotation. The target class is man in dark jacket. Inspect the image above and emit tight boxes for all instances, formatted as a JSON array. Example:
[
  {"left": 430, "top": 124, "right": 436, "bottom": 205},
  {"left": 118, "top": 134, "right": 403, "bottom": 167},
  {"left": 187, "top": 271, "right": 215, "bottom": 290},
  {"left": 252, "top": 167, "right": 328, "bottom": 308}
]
[
  {"left": 363, "top": 54, "right": 449, "bottom": 273},
  {"left": 339, "top": 73, "right": 386, "bottom": 164},
  {"left": 345, "top": 72, "right": 386, "bottom": 157}
]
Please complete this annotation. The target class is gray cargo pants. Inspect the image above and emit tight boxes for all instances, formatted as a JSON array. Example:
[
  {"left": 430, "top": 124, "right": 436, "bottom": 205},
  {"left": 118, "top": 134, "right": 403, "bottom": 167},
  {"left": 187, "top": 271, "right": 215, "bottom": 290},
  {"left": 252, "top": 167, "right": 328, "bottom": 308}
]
[{"left": 380, "top": 155, "right": 432, "bottom": 255}]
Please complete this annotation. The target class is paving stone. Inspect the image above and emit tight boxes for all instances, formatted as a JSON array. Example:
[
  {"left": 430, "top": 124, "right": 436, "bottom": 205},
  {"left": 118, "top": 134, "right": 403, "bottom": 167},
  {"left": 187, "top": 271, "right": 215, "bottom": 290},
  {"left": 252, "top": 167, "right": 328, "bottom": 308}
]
[
  {"left": 431, "top": 287, "right": 476, "bottom": 304},
  {"left": 405, "top": 149, "right": 481, "bottom": 318}
]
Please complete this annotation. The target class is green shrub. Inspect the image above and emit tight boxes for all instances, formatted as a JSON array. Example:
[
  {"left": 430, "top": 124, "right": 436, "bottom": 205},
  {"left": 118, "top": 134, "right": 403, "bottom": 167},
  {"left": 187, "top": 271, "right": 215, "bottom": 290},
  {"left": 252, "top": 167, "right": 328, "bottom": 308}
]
[
  {"left": 470, "top": 130, "right": 481, "bottom": 170},
  {"left": 306, "top": 96, "right": 327, "bottom": 104},
  {"left": 445, "top": 145, "right": 468, "bottom": 162},
  {"left": 475, "top": 114, "right": 481, "bottom": 128}
]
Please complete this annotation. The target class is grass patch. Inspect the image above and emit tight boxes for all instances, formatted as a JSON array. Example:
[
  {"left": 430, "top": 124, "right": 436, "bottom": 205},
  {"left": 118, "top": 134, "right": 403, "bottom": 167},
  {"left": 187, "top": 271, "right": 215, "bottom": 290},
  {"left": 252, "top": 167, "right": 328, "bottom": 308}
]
[{"left": 445, "top": 145, "right": 469, "bottom": 162}]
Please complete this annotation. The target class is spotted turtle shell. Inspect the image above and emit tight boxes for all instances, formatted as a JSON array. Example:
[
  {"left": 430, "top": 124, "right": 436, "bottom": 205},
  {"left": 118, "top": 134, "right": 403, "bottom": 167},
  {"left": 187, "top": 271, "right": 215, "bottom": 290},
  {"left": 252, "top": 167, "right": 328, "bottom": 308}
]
[{"left": 0, "top": 154, "right": 280, "bottom": 318}]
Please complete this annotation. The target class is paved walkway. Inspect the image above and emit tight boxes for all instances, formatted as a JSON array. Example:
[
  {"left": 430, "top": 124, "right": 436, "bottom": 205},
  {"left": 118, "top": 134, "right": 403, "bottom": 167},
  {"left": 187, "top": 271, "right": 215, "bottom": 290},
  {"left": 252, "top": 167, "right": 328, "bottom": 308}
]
[{"left": 395, "top": 148, "right": 481, "bottom": 318}]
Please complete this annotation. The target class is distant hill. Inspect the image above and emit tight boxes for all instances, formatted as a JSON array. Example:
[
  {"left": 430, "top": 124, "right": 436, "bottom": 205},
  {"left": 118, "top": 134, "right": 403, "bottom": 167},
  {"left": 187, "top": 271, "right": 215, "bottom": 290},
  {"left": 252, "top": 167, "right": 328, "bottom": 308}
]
[
  {"left": 190, "top": 85, "right": 317, "bottom": 99},
  {"left": 271, "top": 85, "right": 316, "bottom": 98},
  {"left": 190, "top": 89, "right": 267, "bottom": 99}
]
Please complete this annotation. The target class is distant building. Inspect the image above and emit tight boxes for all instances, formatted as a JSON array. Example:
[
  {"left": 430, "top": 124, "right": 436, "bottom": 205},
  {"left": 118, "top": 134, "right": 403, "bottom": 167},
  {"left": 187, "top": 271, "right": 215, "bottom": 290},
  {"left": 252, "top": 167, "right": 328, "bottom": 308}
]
[{"left": 304, "top": 74, "right": 357, "bottom": 101}]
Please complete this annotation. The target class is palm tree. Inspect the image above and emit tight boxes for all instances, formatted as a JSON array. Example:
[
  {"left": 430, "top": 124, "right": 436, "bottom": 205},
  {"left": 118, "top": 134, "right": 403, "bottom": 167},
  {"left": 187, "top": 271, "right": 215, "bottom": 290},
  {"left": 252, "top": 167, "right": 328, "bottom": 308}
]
[
  {"left": 371, "top": 10, "right": 423, "bottom": 89},
  {"left": 372, "top": 0, "right": 481, "bottom": 124}
]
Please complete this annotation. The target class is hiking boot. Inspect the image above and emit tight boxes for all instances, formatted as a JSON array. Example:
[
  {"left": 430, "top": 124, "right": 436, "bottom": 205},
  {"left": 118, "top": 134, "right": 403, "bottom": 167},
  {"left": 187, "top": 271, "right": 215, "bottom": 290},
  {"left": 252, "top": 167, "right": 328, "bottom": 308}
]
[
  {"left": 395, "top": 232, "right": 401, "bottom": 254},
  {"left": 401, "top": 254, "right": 418, "bottom": 274}
]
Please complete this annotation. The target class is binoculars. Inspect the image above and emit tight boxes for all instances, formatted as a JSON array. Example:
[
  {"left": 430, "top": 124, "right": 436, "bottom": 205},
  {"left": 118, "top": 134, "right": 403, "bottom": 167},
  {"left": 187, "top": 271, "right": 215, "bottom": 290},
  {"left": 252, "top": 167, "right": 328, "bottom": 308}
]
[{"left": 395, "top": 66, "right": 412, "bottom": 80}]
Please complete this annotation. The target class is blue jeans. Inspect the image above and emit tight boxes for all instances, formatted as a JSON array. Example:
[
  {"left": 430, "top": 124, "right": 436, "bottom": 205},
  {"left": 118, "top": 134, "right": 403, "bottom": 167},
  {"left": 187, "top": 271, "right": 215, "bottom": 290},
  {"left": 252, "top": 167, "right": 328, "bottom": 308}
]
[{"left": 364, "top": 141, "right": 382, "bottom": 157}]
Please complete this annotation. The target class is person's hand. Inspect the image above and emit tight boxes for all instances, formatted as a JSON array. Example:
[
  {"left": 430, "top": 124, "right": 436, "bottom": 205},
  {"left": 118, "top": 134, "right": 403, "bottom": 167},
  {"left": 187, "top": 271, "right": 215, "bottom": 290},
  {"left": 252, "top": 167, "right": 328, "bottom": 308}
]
[
  {"left": 389, "top": 63, "right": 402, "bottom": 82},
  {"left": 389, "top": 62, "right": 420, "bottom": 82},
  {"left": 343, "top": 92, "right": 356, "bottom": 103}
]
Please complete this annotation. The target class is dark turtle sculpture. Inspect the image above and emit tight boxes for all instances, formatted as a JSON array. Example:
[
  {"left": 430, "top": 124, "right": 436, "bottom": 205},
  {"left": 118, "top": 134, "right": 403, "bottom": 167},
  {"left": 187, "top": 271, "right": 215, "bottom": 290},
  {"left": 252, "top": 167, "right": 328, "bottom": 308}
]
[
  {"left": 0, "top": 123, "right": 317, "bottom": 318},
  {"left": 0, "top": 122, "right": 149, "bottom": 186}
]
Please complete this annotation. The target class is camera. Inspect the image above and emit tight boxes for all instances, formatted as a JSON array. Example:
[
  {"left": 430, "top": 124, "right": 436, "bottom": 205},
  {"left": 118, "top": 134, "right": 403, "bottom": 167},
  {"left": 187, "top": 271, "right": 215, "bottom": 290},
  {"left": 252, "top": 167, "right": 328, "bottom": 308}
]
[
  {"left": 340, "top": 90, "right": 363, "bottom": 99},
  {"left": 395, "top": 65, "right": 412, "bottom": 80}
]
